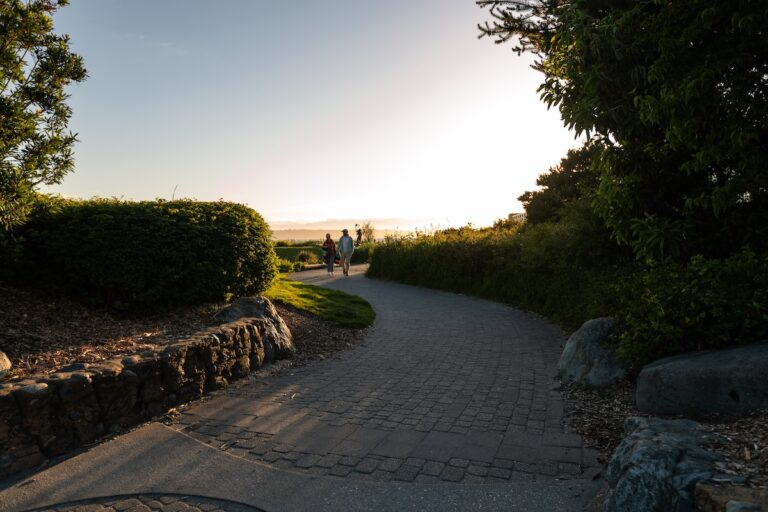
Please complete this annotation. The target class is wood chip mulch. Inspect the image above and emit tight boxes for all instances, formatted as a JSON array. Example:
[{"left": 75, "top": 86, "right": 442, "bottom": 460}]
[
  {"left": 0, "top": 282, "right": 365, "bottom": 383},
  {"left": 563, "top": 382, "right": 768, "bottom": 489}
]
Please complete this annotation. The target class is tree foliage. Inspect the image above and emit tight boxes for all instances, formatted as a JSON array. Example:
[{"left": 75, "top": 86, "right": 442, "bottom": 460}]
[
  {"left": 360, "top": 221, "right": 375, "bottom": 243},
  {"left": 518, "top": 141, "right": 599, "bottom": 224},
  {"left": 479, "top": 0, "right": 768, "bottom": 261},
  {"left": 0, "top": 0, "right": 86, "bottom": 229}
]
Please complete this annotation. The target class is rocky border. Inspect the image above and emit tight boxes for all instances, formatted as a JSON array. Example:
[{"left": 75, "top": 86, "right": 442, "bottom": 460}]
[{"left": 0, "top": 297, "right": 294, "bottom": 479}]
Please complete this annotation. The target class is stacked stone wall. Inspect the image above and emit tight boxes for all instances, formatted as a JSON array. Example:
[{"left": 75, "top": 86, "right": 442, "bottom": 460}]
[{"left": 0, "top": 313, "right": 293, "bottom": 479}]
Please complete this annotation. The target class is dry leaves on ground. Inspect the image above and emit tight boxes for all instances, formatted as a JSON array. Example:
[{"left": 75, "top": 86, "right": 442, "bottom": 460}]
[
  {"left": 0, "top": 283, "right": 365, "bottom": 382},
  {"left": 0, "top": 283, "right": 224, "bottom": 380},
  {"left": 563, "top": 382, "right": 768, "bottom": 489}
]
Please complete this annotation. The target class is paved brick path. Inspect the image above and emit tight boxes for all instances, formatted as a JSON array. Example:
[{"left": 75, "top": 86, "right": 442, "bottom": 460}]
[
  {"left": 170, "top": 266, "right": 601, "bottom": 485},
  {"left": 30, "top": 494, "right": 262, "bottom": 512}
]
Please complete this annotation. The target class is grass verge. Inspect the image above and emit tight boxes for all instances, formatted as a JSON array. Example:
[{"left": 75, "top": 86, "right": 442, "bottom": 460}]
[{"left": 264, "top": 275, "right": 375, "bottom": 328}]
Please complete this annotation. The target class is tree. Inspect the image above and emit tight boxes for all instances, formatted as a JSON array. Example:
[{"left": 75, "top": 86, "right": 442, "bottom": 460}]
[
  {"left": 518, "top": 141, "right": 599, "bottom": 224},
  {"left": 0, "top": 0, "right": 86, "bottom": 229},
  {"left": 479, "top": 0, "right": 768, "bottom": 261},
  {"left": 361, "top": 221, "right": 375, "bottom": 243}
]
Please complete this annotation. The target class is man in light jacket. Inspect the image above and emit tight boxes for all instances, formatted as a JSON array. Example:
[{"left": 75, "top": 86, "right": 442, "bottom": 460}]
[{"left": 338, "top": 228, "right": 355, "bottom": 276}]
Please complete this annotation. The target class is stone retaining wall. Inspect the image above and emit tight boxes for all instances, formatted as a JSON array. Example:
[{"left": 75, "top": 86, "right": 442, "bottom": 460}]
[{"left": 0, "top": 302, "right": 294, "bottom": 479}]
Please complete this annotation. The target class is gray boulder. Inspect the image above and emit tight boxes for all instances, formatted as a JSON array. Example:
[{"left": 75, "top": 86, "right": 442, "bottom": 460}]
[
  {"left": 558, "top": 317, "right": 625, "bottom": 387},
  {"left": 605, "top": 417, "right": 726, "bottom": 512},
  {"left": 213, "top": 296, "right": 294, "bottom": 356},
  {"left": 0, "top": 350, "right": 11, "bottom": 378},
  {"left": 636, "top": 342, "right": 768, "bottom": 415}
]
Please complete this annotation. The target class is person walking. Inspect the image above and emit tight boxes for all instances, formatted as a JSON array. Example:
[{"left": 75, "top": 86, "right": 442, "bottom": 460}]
[
  {"left": 338, "top": 228, "right": 355, "bottom": 276},
  {"left": 355, "top": 224, "right": 363, "bottom": 246},
  {"left": 322, "top": 233, "right": 337, "bottom": 276}
]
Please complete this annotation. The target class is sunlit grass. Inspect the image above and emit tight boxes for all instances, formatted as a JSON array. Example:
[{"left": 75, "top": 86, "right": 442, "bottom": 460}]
[{"left": 264, "top": 275, "right": 375, "bottom": 328}]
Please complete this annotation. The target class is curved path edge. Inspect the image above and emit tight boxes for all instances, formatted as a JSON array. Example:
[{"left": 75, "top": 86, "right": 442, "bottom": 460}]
[{"left": 0, "top": 423, "right": 599, "bottom": 512}]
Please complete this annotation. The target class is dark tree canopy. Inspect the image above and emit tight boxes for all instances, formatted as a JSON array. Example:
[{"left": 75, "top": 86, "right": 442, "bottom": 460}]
[
  {"left": 479, "top": 0, "right": 768, "bottom": 261},
  {"left": 518, "top": 141, "right": 599, "bottom": 224},
  {"left": 0, "top": 0, "right": 86, "bottom": 229}
]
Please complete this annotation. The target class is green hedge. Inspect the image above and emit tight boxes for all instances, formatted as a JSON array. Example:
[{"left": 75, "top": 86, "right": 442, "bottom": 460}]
[
  {"left": 615, "top": 249, "right": 768, "bottom": 373},
  {"left": 8, "top": 198, "right": 277, "bottom": 311},
  {"left": 351, "top": 242, "right": 374, "bottom": 264},
  {"left": 367, "top": 223, "right": 623, "bottom": 330}
]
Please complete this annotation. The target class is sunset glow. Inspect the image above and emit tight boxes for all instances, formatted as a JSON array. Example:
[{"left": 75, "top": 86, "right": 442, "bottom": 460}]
[{"left": 50, "top": 1, "right": 580, "bottom": 230}]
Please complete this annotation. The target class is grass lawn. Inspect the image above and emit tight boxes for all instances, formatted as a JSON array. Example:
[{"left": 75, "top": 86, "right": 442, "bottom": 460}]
[{"left": 264, "top": 275, "right": 375, "bottom": 328}]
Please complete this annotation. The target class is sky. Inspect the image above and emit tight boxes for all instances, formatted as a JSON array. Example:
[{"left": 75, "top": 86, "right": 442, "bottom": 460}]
[{"left": 50, "top": 1, "right": 580, "bottom": 230}]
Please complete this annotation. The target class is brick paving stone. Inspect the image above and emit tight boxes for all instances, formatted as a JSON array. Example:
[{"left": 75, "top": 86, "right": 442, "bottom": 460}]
[
  {"left": 440, "top": 466, "right": 465, "bottom": 482},
  {"left": 392, "top": 464, "right": 421, "bottom": 482},
  {"left": 315, "top": 453, "right": 342, "bottom": 468},
  {"left": 354, "top": 458, "right": 380, "bottom": 474},
  {"left": 281, "top": 451, "right": 300, "bottom": 461},
  {"left": 164, "top": 503, "right": 192, "bottom": 512},
  {"left": 114, "top": 499, "right": 144, "bottom": 511},
  {"left": 405, "top": 457, "right": 425, "bottom": 468},
  {"left": 467, "top": 464, "right": 489, "bottom": 477},
  {"left": 492, "top": 458, "right": 515, "bottom": 470},
  {"left": 378, "top": 458, "right": 404, "bottom": 472},
  {"left": 421, "top": 461, "right": 445, "bottom": 476},
  {"left": 339, "top": 456, "right": 361, "bottom": 466},
  {"left": 295, "top": 454, "right": 321, "bottom": 468},
  {"left": 272, "top": 444, "right": 293, "bottom": 454},
  {"left": 448, "top": 458, "right": 470, "bottom": 468},
  {"left": 488, "top": 467, "right": 512, "bottom": 479},
  {"left": 329, "top": 464, "right": 354, "bottom": 477}
]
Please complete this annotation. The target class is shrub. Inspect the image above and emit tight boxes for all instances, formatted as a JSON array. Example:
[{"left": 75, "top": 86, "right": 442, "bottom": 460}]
[
  {"left": 9, "top": 198, "right": 277, "bottom": 311},
  {"left": 615, "top": 249, "right": 768, "bottom": 373},
  {"left": 274, "top": 246, "right": 324, "bottom": 262},
  {"left": 296, "top": 249, "right": 319, "bottom": 264},
  {"left": 368, "top": 221, "right": 626, "bottom": 330},
  {"left": 277, "top": 258, "right": 295, "bottom": 273},
  {"left": 351, "top": 243, "right": 374, "bottom": 264}
]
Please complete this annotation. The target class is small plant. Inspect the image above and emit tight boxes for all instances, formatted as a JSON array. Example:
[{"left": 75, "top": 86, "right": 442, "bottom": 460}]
[
  {"left": 296, "top": 250, "right": 319, "bottom": 263},
  {"left": 277, "top": 259, "right": 294, "bottom": 273}
]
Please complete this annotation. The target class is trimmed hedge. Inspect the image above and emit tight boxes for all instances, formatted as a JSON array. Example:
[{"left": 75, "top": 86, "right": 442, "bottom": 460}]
[
  {"left": 8, "top": 198, "right": 277, "bottom": 311},
  {"left": 367, "top": 223, "right": 623, "bottom": 331}
]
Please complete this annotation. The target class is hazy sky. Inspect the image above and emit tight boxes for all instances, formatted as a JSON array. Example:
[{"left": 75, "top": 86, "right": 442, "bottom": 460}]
[{"left": 50, "top": 1, "right": 579, "bottom": 230}]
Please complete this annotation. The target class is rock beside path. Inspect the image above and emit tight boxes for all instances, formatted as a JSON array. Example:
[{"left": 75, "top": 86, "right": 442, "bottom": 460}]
[
  {"left": 558, "top": 317, "right": 625, "bottom": 387},
  {"left": 605, "top": 417, "right": 726, "bottom": 512},
  {"left": 695, "top": 483, "right": 768, "bottom": 512},
  {"left": 0, "top": 350, "right": 10, "bottom": 378},
  {"left": 636, "top": 342, "right": 768, "bottom": 415},
  {"left": 214, "top": 297, "right": 294, "bottom": 359}
]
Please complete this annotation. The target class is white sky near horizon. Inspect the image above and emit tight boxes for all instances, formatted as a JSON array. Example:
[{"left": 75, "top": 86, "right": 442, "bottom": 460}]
[{"left": 48, "top": 1, "right": 580, "bottom": 230}]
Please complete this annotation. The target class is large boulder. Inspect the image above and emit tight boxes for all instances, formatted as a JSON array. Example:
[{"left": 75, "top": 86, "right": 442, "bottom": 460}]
[
  {"left": 605, "top": 417, "right": 729, "bottom": 512},
  {"left": 0, "top": 350, "right": 11, "bottom": 378},
  {"left": 213, "top": 296, "right": 294, "bottom": 357},
  {"left": 636, "top": 343, "right": 768, "bottom": 415},
  {"left": 558, "top": 317, "right": 625, "bottom": 387}
]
